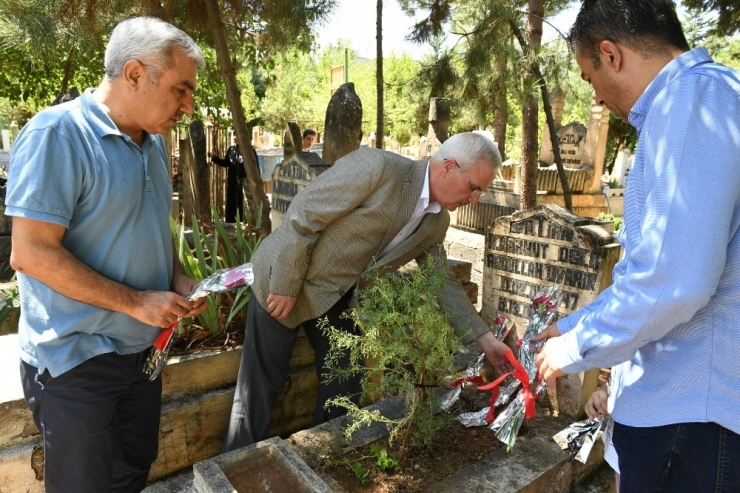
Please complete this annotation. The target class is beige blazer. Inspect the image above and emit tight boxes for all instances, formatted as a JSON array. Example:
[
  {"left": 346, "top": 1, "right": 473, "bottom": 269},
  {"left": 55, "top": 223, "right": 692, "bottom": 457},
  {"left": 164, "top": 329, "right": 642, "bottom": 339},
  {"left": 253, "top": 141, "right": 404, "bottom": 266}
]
[{"left": 251, "top": 147, "right": 488, "bottom": 343}]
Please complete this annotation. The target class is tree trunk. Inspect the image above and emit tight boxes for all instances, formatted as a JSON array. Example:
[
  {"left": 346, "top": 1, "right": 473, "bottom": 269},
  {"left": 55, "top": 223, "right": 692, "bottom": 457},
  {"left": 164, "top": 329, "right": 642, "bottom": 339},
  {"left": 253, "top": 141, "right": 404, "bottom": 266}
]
[
  {"left": 376, "top": 0, "right": 384, "bottom": 149},
  {"left": 519, "top": 2, "right": 540, "bottom": 211},
  {"left": 493, "top": 51, "right": 508, "bottom": 162},
  {"left": 60, "top": 46, "right": 76, "bottom": 94},
  {"left": 203, "top": 0, "right": 271, "bottom": 237},
  {"left": 179, "top": 134, "right": 196, "bottom": 224},
  {"left": 509, "top": 11, "right": 573, "bottom": 211},
  {"left": 189, "top": 120, "right": 211, "bottom": 224}
]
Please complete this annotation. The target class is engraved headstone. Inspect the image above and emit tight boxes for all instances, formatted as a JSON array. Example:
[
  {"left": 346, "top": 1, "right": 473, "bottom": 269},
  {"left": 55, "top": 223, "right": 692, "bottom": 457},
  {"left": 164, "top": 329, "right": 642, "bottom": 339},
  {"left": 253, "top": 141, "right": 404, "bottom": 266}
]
[
  {"left": 540, "top": 122, "right": 589, "bottom": 168},
  {"left": 270, "top": 152, "right": 331, "bottom": 230},
  {"left": 481, "top": 204, "right": 621, "bottom": 417}
]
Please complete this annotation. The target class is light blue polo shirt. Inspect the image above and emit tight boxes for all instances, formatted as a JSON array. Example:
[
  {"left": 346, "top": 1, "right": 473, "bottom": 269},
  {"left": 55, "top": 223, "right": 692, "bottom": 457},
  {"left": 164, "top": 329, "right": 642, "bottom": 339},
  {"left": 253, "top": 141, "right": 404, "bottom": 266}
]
[{"left": 6, "top": 89, "right": 174, "bottom": 377}]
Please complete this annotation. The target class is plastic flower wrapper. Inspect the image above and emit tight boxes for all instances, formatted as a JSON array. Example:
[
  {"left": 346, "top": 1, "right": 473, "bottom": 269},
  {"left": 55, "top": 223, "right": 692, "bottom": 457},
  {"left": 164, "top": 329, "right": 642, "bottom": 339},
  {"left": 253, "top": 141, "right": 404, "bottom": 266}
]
[
  {"left": 441, "top": 315, "right": 513, "bottom": 419},
  {"left": 489, "top": 287, "right": 562, "bottom": 451},
  {"left": 143, "top": 263, "right": 254, "bottom": 380},
  {"left": 519, "top": 286, "right": 562, "bottom": 381},
  {"left": 490, "top": 381, "right": 547, "bottom": 452},
  {"left": 441, "top": 353, "right": 485, "bottom": 413},
  {"left": 553, "top": 416, "right": 605, "bottom": 464},
  {"left": 496, "top": 287, "right": 562, "bottom": 408}
]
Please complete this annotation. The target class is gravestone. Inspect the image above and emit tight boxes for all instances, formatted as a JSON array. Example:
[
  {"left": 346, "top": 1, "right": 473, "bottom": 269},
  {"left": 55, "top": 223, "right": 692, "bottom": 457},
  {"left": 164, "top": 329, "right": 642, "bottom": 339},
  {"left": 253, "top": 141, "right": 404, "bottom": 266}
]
[
  {"left": 556, "top": 122, "right": 589, "bottom": 168},
  {"left": 322, "top": 82, "right": 363, "bottom": 165},
  {"left": 538, "top": 86, "right": 566, "bottom": 164},
  {"left": 288, "top": 122, "right": 303, "bottom": 153},
  {"left": 270, "top": 152, "right": 331, "bottom": 229},
  {"left": 481, "top": 204, "right": 621, "bottom": 417},
  {"left": 252, "top": 126, "right": 261, "bottom": 148},
  {"left": 417, "top": 98, "right": 448, "bottom": 159},
  {"left": 585, "top": 101, "right": 611, "bottom": 193},
  {"left": 429, "top": 97, "right": 450, "bottom": 144},
  {"left": 611, "top": 149, "right": 633, "bottom": 188}
]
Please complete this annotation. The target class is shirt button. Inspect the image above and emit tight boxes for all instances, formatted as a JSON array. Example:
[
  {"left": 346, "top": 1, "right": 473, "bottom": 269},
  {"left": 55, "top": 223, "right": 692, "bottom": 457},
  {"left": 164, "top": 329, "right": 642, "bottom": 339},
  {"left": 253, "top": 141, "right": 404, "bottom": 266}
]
[{"left": 146, "top": 175, "right": 151, "bottom": 180}]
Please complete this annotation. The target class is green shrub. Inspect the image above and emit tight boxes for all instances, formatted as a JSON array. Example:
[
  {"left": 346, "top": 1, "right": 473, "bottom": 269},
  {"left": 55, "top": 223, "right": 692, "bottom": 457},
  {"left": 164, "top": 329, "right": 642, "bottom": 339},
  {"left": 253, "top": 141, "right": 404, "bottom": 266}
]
[
  {"left": 322, "top": 257, "right": 458, "bottom": 458},
  {"left": 597, "top": 212, "right": 623, "bottom": 232}
]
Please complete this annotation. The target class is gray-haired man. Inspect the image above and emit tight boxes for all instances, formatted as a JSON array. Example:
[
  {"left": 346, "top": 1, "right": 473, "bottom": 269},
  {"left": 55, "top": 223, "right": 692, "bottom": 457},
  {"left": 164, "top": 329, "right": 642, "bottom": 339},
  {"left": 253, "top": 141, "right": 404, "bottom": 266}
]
[{"left": 7, "top": 17, "right": 207, "bottom": 492}]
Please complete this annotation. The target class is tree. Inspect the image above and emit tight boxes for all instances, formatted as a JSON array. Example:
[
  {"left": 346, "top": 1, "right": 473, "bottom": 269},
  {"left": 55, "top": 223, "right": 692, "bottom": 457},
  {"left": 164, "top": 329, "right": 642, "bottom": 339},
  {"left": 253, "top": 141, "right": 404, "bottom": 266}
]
[
  {"left": 376, "top": 0, "right": 385, "bottom": 149},
  {"left": 403, "top": 0, "right": 573, "bottom": 210},
  {"left": 681, "top": 0, "right": 740, "bottom": 36},
  {"left": 519, "top": 0, "right": 544, "bottom": 211},
  {"left": 0, "top": 0, "right": 337, "bottom": 236}
]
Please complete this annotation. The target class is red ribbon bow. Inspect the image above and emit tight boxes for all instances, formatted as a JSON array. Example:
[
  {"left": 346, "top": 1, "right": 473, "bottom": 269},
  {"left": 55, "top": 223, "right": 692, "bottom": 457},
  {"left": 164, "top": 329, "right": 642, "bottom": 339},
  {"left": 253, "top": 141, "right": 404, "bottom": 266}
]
[{"left": 475, "top": 350, "right": 538, "bottom": 423}]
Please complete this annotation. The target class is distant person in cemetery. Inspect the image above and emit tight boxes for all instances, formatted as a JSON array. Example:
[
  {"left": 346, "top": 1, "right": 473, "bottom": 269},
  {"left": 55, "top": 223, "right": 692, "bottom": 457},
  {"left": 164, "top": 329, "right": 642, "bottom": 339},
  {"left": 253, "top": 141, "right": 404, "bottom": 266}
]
[
  {"left": 222, "top": 132, "right": 515, "bottom": 452},
  {"left": 302, "top": 128, "right": 317, "bottom": 150},
  {"left": 6, "top": 17, "right": 207, "bottom": 493},
  {"left": 209, "top": 135, "right": 247, "bottom": 223},
  {"left": 533, "top": 0, "right": 740, "bottom": 491}
]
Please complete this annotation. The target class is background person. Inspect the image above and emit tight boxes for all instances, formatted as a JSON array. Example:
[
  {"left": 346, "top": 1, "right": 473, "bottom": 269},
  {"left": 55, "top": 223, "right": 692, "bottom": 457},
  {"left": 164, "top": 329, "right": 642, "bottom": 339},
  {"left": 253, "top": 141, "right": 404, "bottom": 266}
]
[
  {"left": 209, "top": 136, "right": 247, "bottom": 223},
  {"left": 302, "top": 128, "right": 317, "bottom": 151},
  {"left": 222, "top": 132, "right": 514, "bottom": 452},
  {"left": 534, "top": 1, "right": 740, "bottom": 490},
  {"left": 6, "top": 17, "right": 207, "bottom": 492}
]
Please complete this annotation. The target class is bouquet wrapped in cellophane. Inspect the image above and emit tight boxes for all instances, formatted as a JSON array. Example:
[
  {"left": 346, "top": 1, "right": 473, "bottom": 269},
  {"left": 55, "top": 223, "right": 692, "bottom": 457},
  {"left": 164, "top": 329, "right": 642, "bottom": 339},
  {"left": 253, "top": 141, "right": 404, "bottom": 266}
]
[
  {"left": 439, "top": 315, "right": 513, "bottom": 419},
  {"left": 142, "top": 263, "right": 254, "bottom": 380},
  {"left": 489, "top": 286, "right": 562, "bottom": 451}
]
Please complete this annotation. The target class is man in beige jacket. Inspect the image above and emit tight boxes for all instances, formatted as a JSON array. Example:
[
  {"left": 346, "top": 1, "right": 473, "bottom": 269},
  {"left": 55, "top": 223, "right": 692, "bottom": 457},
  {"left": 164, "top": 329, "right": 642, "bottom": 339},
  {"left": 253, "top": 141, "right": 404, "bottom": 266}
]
[{"left": 223, "top": 132, "right": 512, "bottom": 451}]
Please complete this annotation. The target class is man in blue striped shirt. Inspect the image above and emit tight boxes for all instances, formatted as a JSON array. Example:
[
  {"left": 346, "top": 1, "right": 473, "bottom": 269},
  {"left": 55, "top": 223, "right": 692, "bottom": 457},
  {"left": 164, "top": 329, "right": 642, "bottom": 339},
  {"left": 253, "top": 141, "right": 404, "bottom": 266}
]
[{"left": 534, "top": 1, "right": 740, "bottom": 491}]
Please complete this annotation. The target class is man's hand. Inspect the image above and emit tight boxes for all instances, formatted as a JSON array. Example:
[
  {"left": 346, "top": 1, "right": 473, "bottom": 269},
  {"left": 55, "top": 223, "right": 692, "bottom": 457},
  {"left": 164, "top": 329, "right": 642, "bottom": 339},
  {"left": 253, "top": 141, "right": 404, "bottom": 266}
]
[
  {"left": 534, "top": 339, "right": 566, "bottom": 388},
  {"left": 476, "top": 331, "right": 515, "bottom": 376},
  {"left": 530, "top": 322, "right": 560, "bottom": 349},
  {"left": 172, "top": 273, "right": 209, "bottom": 318},
  {"left": 266, "top": 292, "right": 297, "bottom": 320},
  {"left": 585, "top": 387, "right": 609, "bottom": 420},
  {"left": 129, "top": 290, "right": 194, "bottom": 328}
]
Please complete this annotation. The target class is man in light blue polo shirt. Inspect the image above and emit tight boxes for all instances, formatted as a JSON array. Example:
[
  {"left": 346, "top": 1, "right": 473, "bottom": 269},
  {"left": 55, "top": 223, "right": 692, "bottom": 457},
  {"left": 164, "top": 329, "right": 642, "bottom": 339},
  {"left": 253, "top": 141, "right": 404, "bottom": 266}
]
[
  {"left": 6, "top": 17, "right": 207, "bottom": 493},
  {"left": 534, "top": 1, "right": 740, "bottom": 491}
]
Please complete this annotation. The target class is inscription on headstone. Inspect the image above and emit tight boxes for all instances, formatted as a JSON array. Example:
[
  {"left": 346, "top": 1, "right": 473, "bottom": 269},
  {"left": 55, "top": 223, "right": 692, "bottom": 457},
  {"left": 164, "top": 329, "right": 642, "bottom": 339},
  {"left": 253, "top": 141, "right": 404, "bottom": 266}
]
[
  {"left": 481, "top": 204, "right": 621, "bottom": 418},
  {"left": 270, "top": 152, "right": 331, "bottom": 229},
  {"left": 554, "top": 122, "right": 588, "bottom": 168}
]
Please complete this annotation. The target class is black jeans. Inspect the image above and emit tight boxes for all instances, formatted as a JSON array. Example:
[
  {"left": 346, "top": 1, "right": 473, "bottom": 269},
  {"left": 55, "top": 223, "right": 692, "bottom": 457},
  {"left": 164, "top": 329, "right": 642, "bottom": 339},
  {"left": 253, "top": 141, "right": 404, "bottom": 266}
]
[
  {"left": 613, "top": 421, "right": 740, "bottom": 493},
  {"left": 21, "top": 351, "right": 162, "bottom": 493},
  {"left": 222, "top": 293, "right": 363, "bottom": 452}
]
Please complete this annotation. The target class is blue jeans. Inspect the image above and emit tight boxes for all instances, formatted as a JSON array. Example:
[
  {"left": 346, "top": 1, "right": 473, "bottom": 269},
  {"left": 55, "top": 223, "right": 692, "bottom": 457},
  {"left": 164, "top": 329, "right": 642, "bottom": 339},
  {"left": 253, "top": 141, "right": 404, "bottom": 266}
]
[{"left": 613, "top": 421, "right": 740, "bottom": 492}]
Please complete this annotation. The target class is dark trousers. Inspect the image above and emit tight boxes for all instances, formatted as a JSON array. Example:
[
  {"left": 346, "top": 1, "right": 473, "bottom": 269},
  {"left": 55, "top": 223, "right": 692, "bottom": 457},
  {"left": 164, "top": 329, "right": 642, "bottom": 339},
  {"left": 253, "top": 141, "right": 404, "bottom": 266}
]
[
  {"left": 222, "top": 294, "right": 363, "bottom": 452},
  {"left": 21, "top": 351, "right": 162, "bottom": 493},
  {"left": 613, "top": 421, "right": 740, "bottom": 493}
]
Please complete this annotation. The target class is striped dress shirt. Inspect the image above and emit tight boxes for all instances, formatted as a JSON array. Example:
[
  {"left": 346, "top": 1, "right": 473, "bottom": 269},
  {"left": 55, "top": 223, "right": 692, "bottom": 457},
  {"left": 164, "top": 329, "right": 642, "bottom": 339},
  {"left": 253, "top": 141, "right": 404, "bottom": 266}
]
[{"left": 549, "top": 48, "right": 740, "bottom": 433}]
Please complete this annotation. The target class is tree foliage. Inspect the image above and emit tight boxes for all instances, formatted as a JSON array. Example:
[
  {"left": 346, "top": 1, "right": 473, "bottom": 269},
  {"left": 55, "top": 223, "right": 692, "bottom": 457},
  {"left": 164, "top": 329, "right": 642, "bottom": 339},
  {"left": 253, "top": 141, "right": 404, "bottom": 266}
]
[
  {"left": 322, "top": 258, "right": 458, "bottom": 457},
  {"left": 681, "top": 0, "right": 740, "bottom": 36}
]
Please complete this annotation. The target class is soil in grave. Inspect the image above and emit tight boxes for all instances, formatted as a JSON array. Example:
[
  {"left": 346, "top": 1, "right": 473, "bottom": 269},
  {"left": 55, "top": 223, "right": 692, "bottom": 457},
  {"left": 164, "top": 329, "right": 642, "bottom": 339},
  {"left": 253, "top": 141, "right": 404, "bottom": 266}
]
[{"left": 319, "top": 418, "right": 513, "bottom": 492}]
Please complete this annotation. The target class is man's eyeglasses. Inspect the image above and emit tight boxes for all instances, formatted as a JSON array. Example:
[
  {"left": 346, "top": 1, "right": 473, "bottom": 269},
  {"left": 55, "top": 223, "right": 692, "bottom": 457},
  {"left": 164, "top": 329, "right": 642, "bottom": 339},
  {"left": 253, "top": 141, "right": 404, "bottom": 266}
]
[{"left": 452, "top": 161, "right": 484, "bottom": 196}]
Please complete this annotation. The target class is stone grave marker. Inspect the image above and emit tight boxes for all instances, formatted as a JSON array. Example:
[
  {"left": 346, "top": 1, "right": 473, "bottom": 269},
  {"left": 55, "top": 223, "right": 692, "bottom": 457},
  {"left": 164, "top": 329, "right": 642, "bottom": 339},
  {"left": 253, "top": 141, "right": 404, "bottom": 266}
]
[
  {"left": 481, "top": 204, "right": 621, "bottom": 417},
  {"left": 554, "top": 122, "right": 588, "bottom": 168},
  {"left": 270, "top": 152, "right": 330, "bottom": 230},
  {"left": 417, "top": 98, "right": 449, "bottom": 159},
  {"left": 322, "top": 82, "right": 362, "bottom": 165}
]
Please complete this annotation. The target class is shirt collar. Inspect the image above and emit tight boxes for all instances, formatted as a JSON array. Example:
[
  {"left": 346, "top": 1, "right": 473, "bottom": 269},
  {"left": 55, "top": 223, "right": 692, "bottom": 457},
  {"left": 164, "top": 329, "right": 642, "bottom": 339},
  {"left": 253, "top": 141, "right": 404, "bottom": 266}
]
[
  {"left": 629, "top": 47, "right": 713, "bottom": 131},
  {"left": 79, "top": 88, "right": 156, "bottom": 146},
  {"left": 422, "top": 159, "right": 442, "bottom": 214}
]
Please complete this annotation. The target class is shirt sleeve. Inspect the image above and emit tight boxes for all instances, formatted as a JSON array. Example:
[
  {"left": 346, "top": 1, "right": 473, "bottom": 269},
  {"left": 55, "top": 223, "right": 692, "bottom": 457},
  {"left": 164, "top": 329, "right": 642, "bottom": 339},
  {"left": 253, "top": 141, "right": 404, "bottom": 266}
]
[
  {"left": 6, "top": 124, "right": 83, "bottom": 228},
  {"left": 552, "top": 71, "right": 740, "bottom": 374}
]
